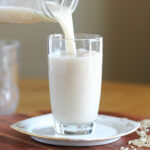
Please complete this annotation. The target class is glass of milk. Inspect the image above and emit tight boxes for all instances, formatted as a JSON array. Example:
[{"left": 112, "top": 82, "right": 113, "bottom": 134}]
[{"left": 48, "top": 34, "right": 103, "bottom": 135}]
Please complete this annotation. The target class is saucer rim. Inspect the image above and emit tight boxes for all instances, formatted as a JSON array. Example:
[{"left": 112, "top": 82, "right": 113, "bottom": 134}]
[
  {"left": 31, "top": 136, "right": 121, "bottom": 146},
  {"left": 10, "top": 113, "right": 140, "bottom": 142}
]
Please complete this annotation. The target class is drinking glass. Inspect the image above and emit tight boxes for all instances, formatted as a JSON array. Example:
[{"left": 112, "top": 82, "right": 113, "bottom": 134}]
[
  {"left": 0, "top": 39, "right": 20, "bottom": 115},
  {"left": 48, "top": 34, "right": 103, "bottom": 135}
]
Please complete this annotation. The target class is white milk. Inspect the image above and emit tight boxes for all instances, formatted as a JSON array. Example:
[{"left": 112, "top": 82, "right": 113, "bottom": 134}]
[
  {"left": 46, "top": 2, "right": 76, "bottom": 55},
  {"left": 51, "top": 7, "right": 76, "bottom": 55},
  {"left": 49, "top": 50, "right": 102, "bottom": 124},
  {"left": 0, "top": 7, "right": 41, "bottom": 23}
]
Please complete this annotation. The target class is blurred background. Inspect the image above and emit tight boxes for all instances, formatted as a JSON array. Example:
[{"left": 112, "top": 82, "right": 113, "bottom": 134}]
[{"left": 0, "top": 0, "right": 150, "bottom": 83}]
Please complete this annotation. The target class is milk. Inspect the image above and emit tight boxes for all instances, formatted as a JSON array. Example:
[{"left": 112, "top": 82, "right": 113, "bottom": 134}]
[
  {"left": 49, "top": 50, "right": 102, "bottom": 124},
  {"left": 0, "top": 7, "right": 41, "bottom": 24},
  {"left": 52, "top": 7, "right": 76, "bottom": 55},
  {"left": 47, "top": 2, "right": 76, "bottom": 55}
]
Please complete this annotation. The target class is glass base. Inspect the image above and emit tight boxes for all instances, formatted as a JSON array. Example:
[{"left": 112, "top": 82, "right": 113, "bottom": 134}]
[{"left": 54, "top": 121, "right": 94, "bottom": 135}]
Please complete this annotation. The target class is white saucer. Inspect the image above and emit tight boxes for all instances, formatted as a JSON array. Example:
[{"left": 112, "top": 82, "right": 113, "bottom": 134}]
[{"left": 11, "top": 113, "right": 140, "bottom": 147}]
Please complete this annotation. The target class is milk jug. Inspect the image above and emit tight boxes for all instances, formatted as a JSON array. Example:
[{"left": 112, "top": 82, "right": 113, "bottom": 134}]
[{"left": 0, "top": 0, "right": 79, "bottom": 23}]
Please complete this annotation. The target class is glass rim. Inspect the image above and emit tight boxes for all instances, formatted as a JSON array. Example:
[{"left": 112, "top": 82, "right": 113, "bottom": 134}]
[
  {"left": 49, "top": 33, "right": 103, "bottom": 41},
  {"left": 0, "top": 39, "right": 20, "bottom": 49}
]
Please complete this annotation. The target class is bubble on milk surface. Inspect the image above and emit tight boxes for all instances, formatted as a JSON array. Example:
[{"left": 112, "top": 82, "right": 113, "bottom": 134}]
[{"left": 52, "top": 48, "right": 98, "bottom": 57}]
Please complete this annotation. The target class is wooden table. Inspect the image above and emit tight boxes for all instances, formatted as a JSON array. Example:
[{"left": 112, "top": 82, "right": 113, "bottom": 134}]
[{"left": 17, "top": 79, "right": 150, "bottom": 116}]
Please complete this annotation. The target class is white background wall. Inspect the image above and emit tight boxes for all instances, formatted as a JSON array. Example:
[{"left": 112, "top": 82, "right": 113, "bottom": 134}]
[{"left": 0, "top": 0, "right": 150, "bottom": 83}]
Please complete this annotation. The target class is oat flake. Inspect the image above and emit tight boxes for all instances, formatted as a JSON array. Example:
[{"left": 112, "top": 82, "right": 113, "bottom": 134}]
[{"left": 120, "top": 119, "right": 150, "bottom": 150}]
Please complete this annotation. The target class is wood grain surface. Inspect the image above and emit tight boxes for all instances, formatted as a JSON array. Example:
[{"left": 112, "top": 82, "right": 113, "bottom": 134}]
[{"left": 0, "top": 111, "right": 150, "bottom": 150}]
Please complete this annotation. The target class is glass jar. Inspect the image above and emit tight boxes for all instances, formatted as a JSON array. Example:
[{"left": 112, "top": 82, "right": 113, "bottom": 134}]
[
  {"left": 0, "top": 39, "right": 20, "bottom": 114},
  {"left": 0, "top": 0, "right": 79, "bottom": 23}
]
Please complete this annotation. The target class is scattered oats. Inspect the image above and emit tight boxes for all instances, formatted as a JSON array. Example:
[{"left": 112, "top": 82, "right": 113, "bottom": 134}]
[
  {"left": 140, "top": 120, "right": 150, "bottom": 128},
  {"left": 130, "top": 145, "right": 134, "bottom": 148},
  {"left": 129, "top": 119, "right": 150, "bottom": 148},
  {"left": 129, "top": 138, "right": 150, "bottom": 148},
  {"left": 139, "top": 137, "right": 147, "bottom": 142},
  {"left": 130, "top": 145, "right": 136, "bottom": 150},
  {"left": 136, "top": 130, "right": 146, "bottom": 137},
  {"left": 120, "top": 147, "right": 129, "bottom": 150},
  {"left": 146, "top": 135, "right": 150, "bottom": 143},
  {"left": 128, "top": 140, "right": 132, "bottom": 144},
  {"left": 121, "top": 119, "right": 150, "bottom": 149},
  {"left": 146, "top": 129, "right": 149, "bottom": 132},
  {"left": 129, "top": 139, "right": 143, "bottom": 147}
]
